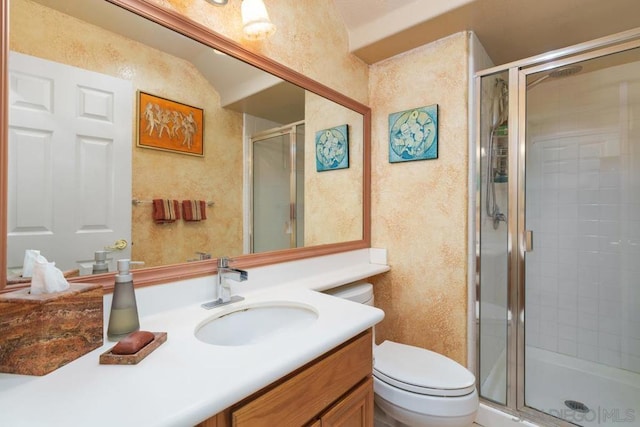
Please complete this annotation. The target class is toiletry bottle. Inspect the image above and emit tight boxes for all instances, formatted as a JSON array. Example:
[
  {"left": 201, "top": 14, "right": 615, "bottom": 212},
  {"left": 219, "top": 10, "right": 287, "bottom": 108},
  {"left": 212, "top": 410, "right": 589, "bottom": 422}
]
[
  {"left": 107, "top": 259, "right": 143, "bottom": 341},
  {"left": 92, "top": 250, "right": 109, "bottom": 274}
]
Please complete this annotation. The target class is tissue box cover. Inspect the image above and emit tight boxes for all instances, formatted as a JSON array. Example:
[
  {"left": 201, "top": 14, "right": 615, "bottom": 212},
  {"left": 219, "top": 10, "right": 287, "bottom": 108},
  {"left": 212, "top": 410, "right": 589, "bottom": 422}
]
[{"left": 0, "top": 283, "right": 103, "bottom": 376}]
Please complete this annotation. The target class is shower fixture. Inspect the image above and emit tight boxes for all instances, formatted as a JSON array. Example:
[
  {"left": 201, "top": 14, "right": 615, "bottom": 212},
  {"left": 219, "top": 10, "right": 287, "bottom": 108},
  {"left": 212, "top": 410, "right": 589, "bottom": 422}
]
[
  {"left": 485, "top": 77, "right": 508, "bottom": 229},
  {"left": 484, "top": 63, "right": 584, "bottom": 231},
  {"left": 526, "top": 65, "right": 583, "bottom": 89}
]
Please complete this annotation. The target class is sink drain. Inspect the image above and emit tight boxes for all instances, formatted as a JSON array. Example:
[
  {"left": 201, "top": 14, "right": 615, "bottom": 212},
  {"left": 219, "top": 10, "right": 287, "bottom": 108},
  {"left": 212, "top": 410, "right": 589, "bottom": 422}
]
[{"left": 564, "top": 400, "right": 589, "bottom": 413}]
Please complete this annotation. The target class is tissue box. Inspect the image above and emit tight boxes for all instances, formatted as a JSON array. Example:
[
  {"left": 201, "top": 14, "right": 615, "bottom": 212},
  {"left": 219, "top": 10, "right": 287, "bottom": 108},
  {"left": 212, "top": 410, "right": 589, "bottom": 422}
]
[{"left": 0, "top": 283, "right": 103, "bottom": 376}]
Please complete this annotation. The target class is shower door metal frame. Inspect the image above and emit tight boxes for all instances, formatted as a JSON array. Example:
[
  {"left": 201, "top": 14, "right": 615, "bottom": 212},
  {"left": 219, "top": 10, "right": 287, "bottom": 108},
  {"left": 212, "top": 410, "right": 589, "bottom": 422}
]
[{"left": 475, "top": 27, "right": 640, "bottom": 426}]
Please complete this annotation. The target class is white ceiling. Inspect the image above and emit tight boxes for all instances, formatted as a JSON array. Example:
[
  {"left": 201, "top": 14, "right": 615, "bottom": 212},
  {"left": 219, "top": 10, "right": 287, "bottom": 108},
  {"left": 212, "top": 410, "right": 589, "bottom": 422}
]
[
  {"left": 332, "top": 0, "right": 640, "bottom": 66},
  {"left": 333, "top": 0, "right": 474, "bottom": 53}
]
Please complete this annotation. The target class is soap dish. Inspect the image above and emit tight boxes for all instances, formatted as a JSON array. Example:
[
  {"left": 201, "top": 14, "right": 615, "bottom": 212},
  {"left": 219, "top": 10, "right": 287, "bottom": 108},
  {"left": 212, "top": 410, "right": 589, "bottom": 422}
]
[{"left": 99, "top": 332, "right": 167, "bottom": 365}]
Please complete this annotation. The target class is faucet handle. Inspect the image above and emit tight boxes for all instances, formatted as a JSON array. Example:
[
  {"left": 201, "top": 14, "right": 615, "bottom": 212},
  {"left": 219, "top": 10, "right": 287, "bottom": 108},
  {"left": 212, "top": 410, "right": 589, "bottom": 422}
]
[{"left": 217, "top": 257, "right": 230, "bottom": 268}]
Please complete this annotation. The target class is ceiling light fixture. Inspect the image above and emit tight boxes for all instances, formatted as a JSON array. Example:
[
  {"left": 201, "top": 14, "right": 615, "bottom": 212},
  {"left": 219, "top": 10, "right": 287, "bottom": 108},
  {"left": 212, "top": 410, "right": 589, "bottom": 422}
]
[
  {"left": 205, "top": 0, "right": 229, "bottom": 5},
  {"left": 241, "top": 0, "right": 276, "bottom": 40}
]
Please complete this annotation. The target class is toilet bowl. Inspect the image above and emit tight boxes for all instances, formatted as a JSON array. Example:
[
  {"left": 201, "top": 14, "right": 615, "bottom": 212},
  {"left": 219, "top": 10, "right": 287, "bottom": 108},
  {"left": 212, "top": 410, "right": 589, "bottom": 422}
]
[{"left": 325, "top": 283, "right": 478, "bottom": 427}]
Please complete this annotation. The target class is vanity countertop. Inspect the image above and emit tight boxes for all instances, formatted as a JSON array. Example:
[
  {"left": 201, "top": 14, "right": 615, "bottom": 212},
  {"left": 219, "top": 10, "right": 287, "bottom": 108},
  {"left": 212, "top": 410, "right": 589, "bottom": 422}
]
[{"left": 0, "top": 262, "right": 387, "bottom": 427}]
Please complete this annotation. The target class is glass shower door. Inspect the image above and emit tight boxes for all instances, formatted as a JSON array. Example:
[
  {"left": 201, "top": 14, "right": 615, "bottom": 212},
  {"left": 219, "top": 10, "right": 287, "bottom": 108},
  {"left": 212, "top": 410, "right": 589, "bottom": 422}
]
[
  {"left": 522, "top": 48, "right": 640, "bottom": 426},
  {"left": 478, "top": 70, "right": 511, "bottom": 405},
  {"left": 251, "top": 123, "right": 304, "bottom": 253}
]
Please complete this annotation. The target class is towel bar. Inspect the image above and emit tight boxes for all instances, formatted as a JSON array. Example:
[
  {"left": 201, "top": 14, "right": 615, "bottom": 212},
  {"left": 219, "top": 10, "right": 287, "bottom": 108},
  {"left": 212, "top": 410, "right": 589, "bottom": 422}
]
[{"left": 132, "top": 199, "right": 214, "bottom": 207}]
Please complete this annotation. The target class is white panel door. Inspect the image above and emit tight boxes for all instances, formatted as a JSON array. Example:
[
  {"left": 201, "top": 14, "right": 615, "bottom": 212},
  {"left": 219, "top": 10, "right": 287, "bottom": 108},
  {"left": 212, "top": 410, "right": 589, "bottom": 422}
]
[{"left": 8, "top": 52, "right": 132, "bottom": 274}]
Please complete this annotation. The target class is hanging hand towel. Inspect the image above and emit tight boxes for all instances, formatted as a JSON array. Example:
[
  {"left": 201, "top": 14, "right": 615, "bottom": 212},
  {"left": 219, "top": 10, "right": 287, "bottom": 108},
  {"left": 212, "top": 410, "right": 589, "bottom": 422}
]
[
  {"left": 182, "top": 200, "right": 207, "bottom": 221},
  {"left": 152, "top": 199, "right": 181, "bottom": 224}
]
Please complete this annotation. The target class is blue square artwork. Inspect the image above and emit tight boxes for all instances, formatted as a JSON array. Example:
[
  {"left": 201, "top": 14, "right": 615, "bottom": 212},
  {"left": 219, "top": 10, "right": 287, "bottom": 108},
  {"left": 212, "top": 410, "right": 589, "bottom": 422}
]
[
  {"left": 315, "top": 124, "right": 349, "bottom": 172},
  {"left": 389, "top": 104, "right": 438, "bottom": 163}
]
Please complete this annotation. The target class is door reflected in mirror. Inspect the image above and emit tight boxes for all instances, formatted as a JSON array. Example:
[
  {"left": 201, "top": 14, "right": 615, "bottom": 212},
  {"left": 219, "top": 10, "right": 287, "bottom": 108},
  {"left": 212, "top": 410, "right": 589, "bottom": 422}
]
[{"left": 5, "top": 0, "right": 365, "bottom": 280}]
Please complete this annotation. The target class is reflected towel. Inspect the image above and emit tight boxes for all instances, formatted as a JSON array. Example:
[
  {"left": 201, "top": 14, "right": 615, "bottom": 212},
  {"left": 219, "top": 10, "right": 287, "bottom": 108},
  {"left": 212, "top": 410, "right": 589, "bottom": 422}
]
[
  {"left": 182, "top": 200, "right": 207, "bottom": 221},
  {"left": 152, "top": 199, "right": 181, "bottom": 224}
]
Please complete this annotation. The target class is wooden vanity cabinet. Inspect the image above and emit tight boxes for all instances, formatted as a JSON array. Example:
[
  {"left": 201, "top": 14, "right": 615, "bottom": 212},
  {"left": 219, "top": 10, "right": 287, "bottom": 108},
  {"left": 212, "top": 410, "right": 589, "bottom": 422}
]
[{"left": 197, "top": 329, "right": 374, "bottom": 427}]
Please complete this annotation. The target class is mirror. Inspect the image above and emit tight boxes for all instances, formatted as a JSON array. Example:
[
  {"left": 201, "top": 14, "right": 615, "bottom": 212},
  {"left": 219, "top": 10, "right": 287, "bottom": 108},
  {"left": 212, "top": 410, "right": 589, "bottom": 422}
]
[{"left": 1, "top": 0, "right": 370, "bottom": 289}]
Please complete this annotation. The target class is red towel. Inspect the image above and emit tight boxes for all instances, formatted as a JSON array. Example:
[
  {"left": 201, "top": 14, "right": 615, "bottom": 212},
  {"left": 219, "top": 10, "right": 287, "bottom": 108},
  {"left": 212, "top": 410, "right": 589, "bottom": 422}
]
[
  {"left": 152, "top": 199, "right": 180, "bottom": 224},
  {"left": 182, "top": 200, "right": 207, "bottom": 221}
]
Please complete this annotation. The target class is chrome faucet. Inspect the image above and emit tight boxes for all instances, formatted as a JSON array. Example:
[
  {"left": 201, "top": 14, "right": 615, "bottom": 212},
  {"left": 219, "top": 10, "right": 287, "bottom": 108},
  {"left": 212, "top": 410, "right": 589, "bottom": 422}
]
[{"left": 201, "top": 257, "right": 248, "bottom": 309}]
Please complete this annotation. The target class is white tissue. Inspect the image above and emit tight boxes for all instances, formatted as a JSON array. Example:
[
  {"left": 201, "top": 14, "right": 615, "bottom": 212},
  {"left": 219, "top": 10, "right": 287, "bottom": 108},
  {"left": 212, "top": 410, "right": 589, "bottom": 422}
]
[
  {"left": 30, "top": 255, "right": 70, "bottom": 294},
  {"left": 22, "top": 249, "right": 40, "bottom": 278}
]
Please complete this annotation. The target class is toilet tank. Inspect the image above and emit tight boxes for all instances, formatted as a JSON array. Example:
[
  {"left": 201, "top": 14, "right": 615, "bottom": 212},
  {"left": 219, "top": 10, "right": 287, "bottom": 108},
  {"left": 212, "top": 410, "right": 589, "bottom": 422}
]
[{"left": 324, "top": 282, "right": 374, "bottom": 306}]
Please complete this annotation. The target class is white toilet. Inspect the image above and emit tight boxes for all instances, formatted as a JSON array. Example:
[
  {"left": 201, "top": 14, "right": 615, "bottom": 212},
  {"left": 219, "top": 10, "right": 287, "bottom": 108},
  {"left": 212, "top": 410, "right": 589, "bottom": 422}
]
[{"left": 325, "top": 283, "right": 478, "bottom": 427}]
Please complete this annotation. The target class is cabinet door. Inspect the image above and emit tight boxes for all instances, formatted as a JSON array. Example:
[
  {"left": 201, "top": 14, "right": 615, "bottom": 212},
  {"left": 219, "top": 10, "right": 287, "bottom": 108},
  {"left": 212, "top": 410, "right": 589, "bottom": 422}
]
[
  {"left": 232, "top": 332, "right": 372, "bottom": 427},
  {"left": 320, "top": 377, "right": 373, "bottom": 427}
]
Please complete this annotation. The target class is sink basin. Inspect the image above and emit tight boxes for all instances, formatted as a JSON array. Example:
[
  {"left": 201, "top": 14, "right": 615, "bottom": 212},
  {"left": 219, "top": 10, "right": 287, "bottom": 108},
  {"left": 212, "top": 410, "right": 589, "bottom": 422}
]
[{"left": 195, "top": 302, "right": 318, "bottom": 346}]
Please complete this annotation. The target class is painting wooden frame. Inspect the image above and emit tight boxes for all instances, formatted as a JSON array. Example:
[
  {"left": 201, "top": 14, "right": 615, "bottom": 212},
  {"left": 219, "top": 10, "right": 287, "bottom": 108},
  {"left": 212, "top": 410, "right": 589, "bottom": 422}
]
[{"left": 137, "top": 91, "right": 204, "bottom": 156}]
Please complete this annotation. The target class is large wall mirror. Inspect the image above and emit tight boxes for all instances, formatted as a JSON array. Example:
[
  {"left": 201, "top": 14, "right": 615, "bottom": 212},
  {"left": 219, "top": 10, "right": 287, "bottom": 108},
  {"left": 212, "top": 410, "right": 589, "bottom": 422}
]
[{"left": 0, "top": 0, "right": 371, "bottom": 290}]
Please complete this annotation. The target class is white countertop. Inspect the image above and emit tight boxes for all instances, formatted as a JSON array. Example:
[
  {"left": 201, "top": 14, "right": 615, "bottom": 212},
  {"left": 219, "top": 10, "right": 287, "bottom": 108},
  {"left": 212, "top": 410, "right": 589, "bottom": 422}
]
[{"left": 0, "top": 250, "right": 388, "bottom": 427}]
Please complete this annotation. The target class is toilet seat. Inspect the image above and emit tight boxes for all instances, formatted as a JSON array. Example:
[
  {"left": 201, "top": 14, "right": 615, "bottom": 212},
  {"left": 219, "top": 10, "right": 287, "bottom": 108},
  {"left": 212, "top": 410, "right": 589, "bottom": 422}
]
[{"left": 373, "top": 340, "right": 476, "bottom": 397}]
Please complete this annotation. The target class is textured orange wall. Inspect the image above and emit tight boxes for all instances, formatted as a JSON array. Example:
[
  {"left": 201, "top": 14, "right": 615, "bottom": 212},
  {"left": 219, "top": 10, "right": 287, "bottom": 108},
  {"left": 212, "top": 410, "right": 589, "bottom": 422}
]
[
  {"left": 369, "top": 33, "right": 470, "bottom": 365},
  {"left": 304, "top": 92, "right": 363, "bottom": 246}
]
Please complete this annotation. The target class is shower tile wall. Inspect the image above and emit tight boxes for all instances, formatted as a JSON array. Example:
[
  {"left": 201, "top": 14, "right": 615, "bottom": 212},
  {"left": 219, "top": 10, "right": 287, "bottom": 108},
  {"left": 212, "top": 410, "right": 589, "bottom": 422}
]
[{"left": 525, "top": 129, "right": 640, "bottom": 373}]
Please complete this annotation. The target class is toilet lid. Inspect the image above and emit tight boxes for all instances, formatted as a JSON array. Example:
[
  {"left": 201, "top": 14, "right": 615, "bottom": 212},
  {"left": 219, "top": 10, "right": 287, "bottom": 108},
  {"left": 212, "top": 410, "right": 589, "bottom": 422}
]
[{"left": 373, "top": 340, "right": 476, "bottom": 397}]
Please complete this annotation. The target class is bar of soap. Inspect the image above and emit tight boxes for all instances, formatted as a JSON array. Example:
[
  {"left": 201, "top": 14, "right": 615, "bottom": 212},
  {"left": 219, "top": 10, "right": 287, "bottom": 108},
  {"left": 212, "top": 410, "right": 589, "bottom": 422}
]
[{"left": 111, "top": 331, "right": 155, "bottom": 355}]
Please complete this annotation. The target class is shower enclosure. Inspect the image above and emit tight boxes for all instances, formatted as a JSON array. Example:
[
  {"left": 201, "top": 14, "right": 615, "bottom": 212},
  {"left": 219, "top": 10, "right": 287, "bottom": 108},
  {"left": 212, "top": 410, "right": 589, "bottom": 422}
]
[{"left": 476, "top": 30, "right": 640, "bottom": 426}]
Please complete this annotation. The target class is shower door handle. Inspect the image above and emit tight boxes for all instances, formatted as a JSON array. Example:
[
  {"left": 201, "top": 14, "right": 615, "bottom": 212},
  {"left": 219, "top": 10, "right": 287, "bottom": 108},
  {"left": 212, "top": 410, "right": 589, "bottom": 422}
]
[{"left": 525, "top": 230, "right": 533, "bottom": 252}]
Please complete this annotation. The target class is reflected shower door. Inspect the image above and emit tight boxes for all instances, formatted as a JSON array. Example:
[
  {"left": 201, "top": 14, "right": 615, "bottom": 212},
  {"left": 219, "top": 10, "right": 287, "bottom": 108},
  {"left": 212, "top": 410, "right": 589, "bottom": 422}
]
[
  {"left": 251, "top": 123, "right": 304, "bottom": 253},
  {"left": 523, "top": 48, "right": 640, "bottom": 425}
]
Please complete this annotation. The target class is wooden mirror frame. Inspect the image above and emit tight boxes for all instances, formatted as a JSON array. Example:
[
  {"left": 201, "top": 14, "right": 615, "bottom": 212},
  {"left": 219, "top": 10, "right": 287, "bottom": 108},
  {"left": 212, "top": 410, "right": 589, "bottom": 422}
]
[{"left": 0, "top": 0, "right": 371, "bottom": 293}]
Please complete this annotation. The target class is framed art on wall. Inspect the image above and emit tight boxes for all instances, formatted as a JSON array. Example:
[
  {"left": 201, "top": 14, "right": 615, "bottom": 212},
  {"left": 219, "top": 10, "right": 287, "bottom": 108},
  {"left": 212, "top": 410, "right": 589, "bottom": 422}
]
[
  {"left": 388, "top": 104, "right": 438, "bottom": 163},
  {"left": 137, "top": 91, "right": 204, "bottom": 156},
  {"left": 315, "top": 124, "right": 349, "bottom": 172}
]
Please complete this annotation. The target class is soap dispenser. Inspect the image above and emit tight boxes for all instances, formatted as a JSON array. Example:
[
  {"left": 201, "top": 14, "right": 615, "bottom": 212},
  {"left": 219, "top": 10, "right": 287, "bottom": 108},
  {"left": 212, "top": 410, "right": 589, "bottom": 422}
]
[
  {"left": 92, "top": 250, "right": 109, "bottom": 274},
  {"left": 107, "top": 259, "right": 143, "bottom": 341}
]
